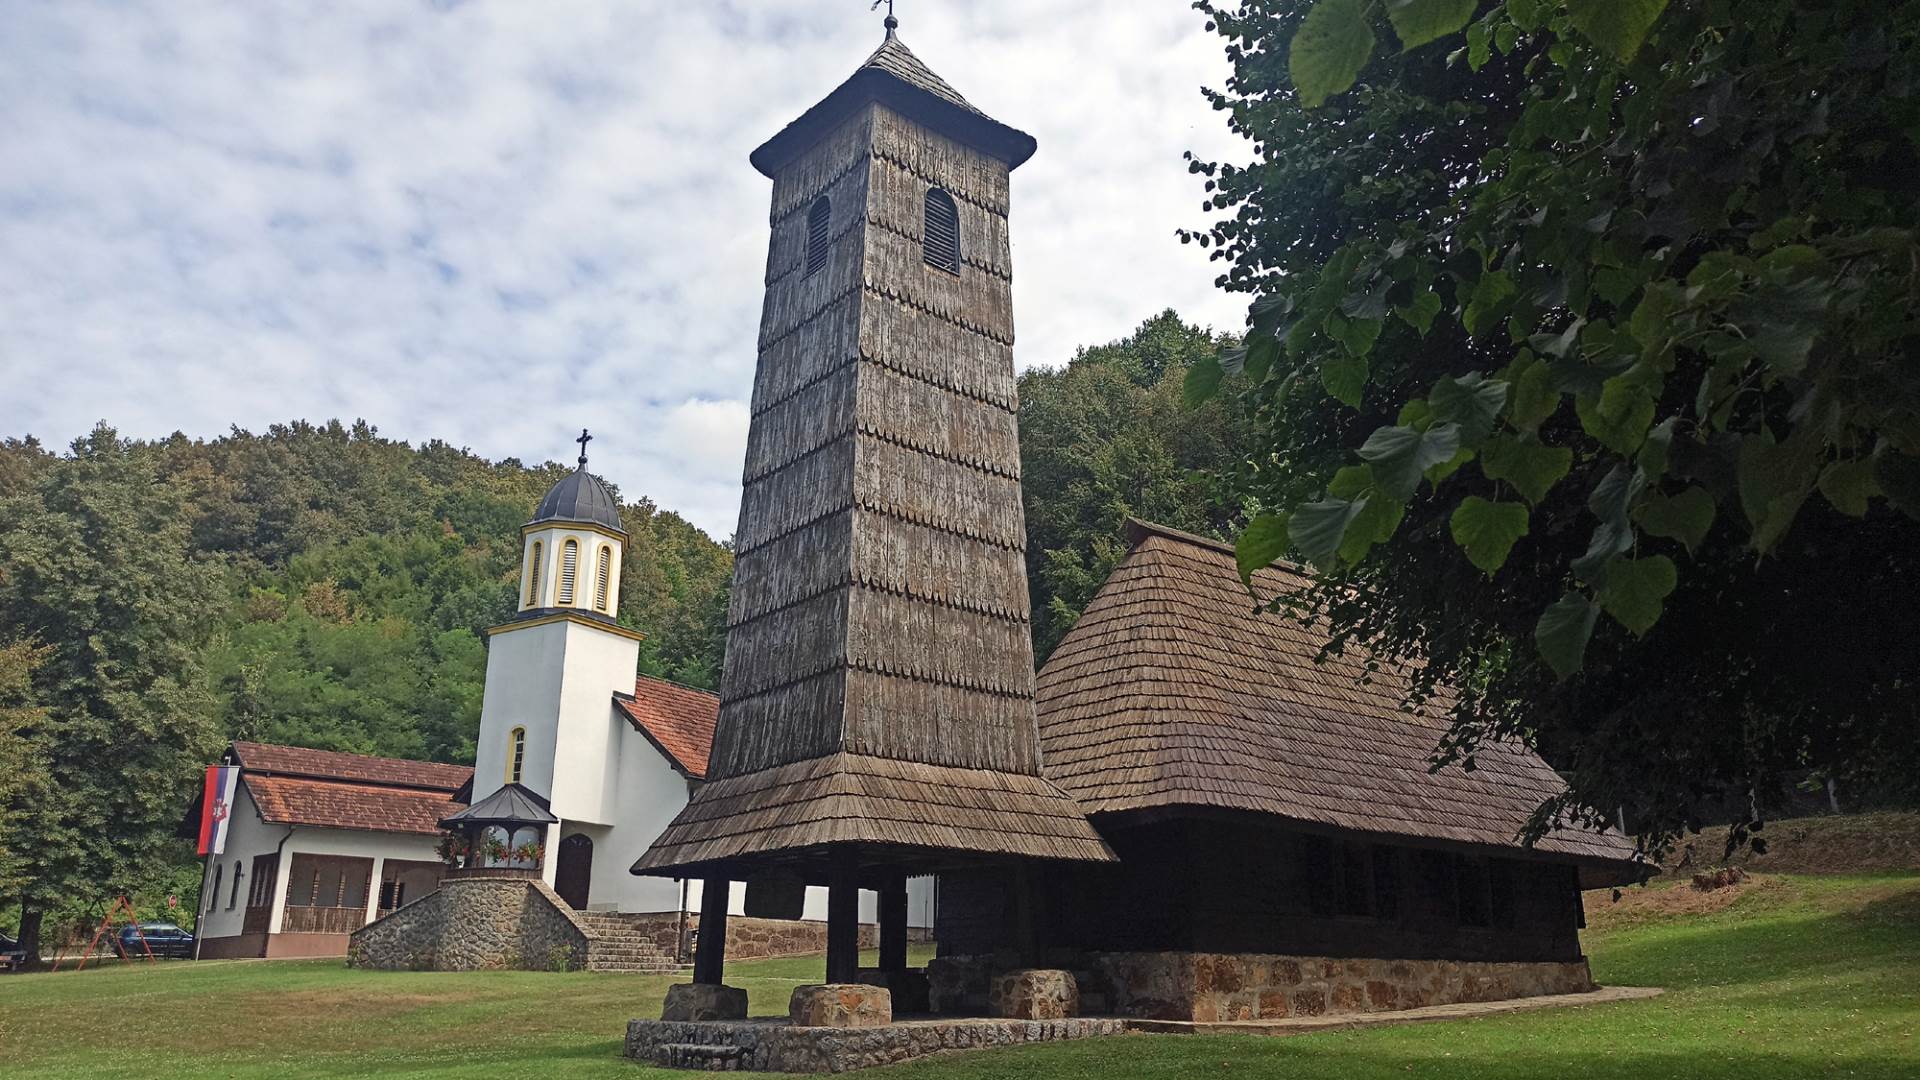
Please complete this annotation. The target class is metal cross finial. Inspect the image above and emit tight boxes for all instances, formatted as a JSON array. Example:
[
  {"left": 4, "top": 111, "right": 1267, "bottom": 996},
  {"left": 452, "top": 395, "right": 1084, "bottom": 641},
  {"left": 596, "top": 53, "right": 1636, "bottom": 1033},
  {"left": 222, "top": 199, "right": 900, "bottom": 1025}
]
[
  {"left": 871, "top": 0, "right": 897, "bottom": 34},
  {"left": 576, "top": 428, "right": 592, "bottom": 468}
]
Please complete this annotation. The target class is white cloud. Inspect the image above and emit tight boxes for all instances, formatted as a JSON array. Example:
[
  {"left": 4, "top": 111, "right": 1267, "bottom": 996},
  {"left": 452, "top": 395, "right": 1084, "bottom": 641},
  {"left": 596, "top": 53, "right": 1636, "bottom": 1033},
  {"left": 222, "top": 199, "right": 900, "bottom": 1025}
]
[{"left": 0, "top": 1, "right": 1247, "bottom": 539}]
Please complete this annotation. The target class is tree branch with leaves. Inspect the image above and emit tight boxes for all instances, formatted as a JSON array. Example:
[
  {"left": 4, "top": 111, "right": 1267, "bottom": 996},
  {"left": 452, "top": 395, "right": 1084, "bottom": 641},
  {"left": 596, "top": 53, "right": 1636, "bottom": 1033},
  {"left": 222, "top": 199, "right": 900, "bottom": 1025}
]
[{"left": 1186, "top": 0, "right": 1920, "bottom": 854}]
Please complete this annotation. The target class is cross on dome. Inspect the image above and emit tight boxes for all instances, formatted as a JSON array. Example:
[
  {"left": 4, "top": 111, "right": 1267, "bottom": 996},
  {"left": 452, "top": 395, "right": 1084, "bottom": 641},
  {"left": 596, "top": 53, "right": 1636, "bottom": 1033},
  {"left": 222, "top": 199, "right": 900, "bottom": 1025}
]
[{"left": 576, "top": 428, "right": 592, "bottom": 468}]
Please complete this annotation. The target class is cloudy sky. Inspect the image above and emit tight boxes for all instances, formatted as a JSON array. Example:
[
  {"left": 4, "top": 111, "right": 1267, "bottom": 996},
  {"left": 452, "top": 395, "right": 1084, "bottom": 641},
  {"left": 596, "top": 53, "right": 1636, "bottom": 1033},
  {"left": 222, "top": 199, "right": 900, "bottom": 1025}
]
[{"left": 0, "top": 1, "right": 1246, "bottom": 539}]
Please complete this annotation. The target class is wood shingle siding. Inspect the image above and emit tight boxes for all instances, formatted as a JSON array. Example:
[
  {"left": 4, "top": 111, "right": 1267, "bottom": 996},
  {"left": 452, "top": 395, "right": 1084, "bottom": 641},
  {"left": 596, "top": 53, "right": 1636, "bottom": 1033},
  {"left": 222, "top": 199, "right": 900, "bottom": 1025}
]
[
  {"left": 1034, "top": 521, "right": 1643, "bottom": 879},
  {"left": 634, "top": 34, "right": 1110, "bottom": 881}
]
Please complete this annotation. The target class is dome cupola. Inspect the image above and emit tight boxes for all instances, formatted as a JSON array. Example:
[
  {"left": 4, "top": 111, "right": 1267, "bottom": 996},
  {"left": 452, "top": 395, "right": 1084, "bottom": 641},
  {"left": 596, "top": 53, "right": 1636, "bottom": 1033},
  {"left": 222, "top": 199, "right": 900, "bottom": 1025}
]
[{"left": 530, "top": 429, "right": 625, "bottom": 534}]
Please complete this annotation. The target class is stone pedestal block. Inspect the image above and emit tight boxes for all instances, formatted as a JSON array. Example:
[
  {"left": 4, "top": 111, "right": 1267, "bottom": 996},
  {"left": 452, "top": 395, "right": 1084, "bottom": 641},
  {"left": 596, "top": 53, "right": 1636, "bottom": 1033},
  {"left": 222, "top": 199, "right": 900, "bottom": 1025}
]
[
  {"left": 788, "top": 983, "right": 893, "bottom": 1028},
  {"left": 990, "top": 968, "right": 1079, "bottom": 1020},
  {"left": 661, "top": 982, "right": 748, "bottom": 1021}
]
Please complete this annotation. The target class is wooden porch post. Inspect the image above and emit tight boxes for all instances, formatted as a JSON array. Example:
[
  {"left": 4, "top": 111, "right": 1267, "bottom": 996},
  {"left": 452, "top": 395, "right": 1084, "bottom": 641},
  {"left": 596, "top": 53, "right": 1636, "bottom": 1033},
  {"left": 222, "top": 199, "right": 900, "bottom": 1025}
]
[
  {"left": 878, "top": 872, "right": 909, "bottom": 973},
  {"left": 692, "top": 875, "right": 729, "bottom": 985},
  {"left": 825, "top": 849, "right": 860, "bottom": 984}
]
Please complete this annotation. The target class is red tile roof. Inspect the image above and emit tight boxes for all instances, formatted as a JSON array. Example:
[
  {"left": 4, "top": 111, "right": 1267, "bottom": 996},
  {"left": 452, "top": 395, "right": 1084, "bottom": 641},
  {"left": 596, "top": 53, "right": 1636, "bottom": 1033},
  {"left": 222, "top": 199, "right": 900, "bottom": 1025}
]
[
  {"left": 224, "top": 741, "right": 471, "bottom": 836},
  {"left": 231, "top": 741, "right": 471, "bottom": 792},
  {"left": 615, "top": 676, "right": 718, "bottom": 779},
  {"left": 243, "top": 774, "right": 459, "bottom": 836}
]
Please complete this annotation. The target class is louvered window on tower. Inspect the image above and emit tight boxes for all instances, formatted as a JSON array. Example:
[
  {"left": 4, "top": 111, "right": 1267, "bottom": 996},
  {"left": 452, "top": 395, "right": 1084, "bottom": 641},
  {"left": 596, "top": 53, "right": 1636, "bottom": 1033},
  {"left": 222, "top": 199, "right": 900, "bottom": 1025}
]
[
  {"left": 525, "top": 541, "right": 543, "bottom": 607},
  {"left": 923, "top": 187, "right": 960, "bottom": 273},
  {"left": 594, "top": 545, "right": 612, "bottom": 611},
  {"left": 558, "top": 539, "right": 579, "bottom": 605},
  {"left": 805, "top": 196, "right": 831, "bottom": 276}
]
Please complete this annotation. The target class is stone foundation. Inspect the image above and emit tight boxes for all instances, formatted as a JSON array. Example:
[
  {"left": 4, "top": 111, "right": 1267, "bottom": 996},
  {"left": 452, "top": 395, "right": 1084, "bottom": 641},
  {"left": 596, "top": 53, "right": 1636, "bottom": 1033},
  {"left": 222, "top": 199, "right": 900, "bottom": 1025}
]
[
  {"left": 663, "top": 983, "right": 749, "bottom": 1021},
  {"left": 789, "top": 984, "right": 892, "bottom": 1027},
  {"left": 625, "top": 1016, "right": 1129, "bottom": 1073},
  {"left": 1084, "top": 952, "right": 1595, "bottom": 1022},
  {"left": 347, "top": 875, "right": 588, "bottom": 971}
]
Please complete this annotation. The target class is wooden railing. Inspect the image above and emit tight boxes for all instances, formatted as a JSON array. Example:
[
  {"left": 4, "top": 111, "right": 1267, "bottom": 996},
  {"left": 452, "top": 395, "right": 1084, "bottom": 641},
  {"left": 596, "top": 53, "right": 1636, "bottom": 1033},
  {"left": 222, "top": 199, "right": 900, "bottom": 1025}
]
[{"left": 279, "top": 905, "right": 367, "bottom": 935}]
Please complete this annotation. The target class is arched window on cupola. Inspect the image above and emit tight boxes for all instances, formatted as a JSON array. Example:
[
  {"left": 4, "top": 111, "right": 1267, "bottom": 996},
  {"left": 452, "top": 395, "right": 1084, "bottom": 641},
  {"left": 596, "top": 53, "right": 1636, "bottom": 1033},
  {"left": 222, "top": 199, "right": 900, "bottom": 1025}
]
[
  {"left": 923, "top": 187, "right": 960, "bottom": 274},
  {"left": 593, "top": 545, "right": 613, "bottom": 612},
  {"left": 525, "top": 540, "right": 544, "bottom": 607},
  {"left": 557, "top": 539, "right": 579, "bottom": 605},
  {"left": 507, "top": 726, "right": 526, "bottom": 784},
  {"left": 805, "top": 196, "right": 831, "bottom": 276}
]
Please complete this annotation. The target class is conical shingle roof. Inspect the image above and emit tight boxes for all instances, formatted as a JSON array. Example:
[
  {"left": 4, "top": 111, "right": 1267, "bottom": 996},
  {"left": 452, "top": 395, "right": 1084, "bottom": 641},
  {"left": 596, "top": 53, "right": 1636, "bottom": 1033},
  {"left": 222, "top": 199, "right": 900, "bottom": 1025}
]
[{"left": 750, "top": 21, "right": 1036, "bottom": 177}]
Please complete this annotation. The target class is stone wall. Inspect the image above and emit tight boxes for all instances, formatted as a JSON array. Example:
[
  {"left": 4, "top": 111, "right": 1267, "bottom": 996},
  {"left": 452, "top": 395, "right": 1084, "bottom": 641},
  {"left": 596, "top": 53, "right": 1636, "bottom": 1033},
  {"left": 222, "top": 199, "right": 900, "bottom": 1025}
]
[
  {"left": 620, "top": 912, "right": 934, "bottom": 963},
  {"left": 626, "top": 1016, "right": 1128, "bottom": 1073},
  {"left": 1085, "top": 952, "right": 1595, "bottom": 1022},
  {"left": 929, "top": 951, "right": 1592, "bottom": 1022},
  {"left": 347, "top": 875, "right": 588, "bottom": 971}
]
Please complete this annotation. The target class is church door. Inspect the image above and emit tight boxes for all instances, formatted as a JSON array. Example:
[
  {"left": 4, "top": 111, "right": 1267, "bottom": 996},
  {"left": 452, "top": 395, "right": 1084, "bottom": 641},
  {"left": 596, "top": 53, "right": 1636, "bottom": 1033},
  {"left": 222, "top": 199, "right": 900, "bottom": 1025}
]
[{"left": 555, "top": 833, "right": 593, "bottom": 910}]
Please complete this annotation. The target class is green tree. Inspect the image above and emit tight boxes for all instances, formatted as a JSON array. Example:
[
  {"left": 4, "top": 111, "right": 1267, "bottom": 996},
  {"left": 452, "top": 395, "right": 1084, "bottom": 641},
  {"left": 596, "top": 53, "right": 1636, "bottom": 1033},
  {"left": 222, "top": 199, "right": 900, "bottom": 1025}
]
[
  {"left": 0, "top": 641, "right": 48, "bottom": 911},
  {"left": 0, "top": 427, "right": 225, "bottom": 962},
  {"left": 1020, "top": 311, "right": 1254, "bottom": 659},
  {"left": 1187, "top": 0, "right": 1920, "bottom": 853}
]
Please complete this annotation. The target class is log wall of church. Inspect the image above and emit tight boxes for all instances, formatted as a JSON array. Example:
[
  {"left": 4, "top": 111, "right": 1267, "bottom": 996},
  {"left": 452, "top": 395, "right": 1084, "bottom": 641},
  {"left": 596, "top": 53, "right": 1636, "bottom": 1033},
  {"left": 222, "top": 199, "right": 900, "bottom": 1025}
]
[{"left": 937, "top": 818, "right": 1587, "bottom": 965}]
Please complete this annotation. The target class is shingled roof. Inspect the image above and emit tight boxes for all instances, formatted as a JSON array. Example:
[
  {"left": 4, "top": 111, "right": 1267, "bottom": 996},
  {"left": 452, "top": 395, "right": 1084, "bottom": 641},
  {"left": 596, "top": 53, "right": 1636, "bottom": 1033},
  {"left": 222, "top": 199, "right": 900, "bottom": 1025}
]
[
  {"left": 615, "top": 676, "right": 720, "bottom": 780},
  {"left": 637, "top": 752, "right": 1113, "bottom": 872},
  {"left": 1035, "top": 521, "right": 1644, "bottom": 883},
  {"left": 222, "top": 741, "right": 472, "bottom": 837},
  {"left": 749, "top": 19, "right": 1037, "bottom": 177}
]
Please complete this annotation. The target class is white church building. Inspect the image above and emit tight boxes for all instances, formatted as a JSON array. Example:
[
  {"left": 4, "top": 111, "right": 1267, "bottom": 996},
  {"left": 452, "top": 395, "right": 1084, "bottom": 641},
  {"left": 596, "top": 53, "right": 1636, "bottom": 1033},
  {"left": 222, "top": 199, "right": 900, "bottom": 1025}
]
[{"left": 189, "top": 446, "right": 933, "bottom": 961}]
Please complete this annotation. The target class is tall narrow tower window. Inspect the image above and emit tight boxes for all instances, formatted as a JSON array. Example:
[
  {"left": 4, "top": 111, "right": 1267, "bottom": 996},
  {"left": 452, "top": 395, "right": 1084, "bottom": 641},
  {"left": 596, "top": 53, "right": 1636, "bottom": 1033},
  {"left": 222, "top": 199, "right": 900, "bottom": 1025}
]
[
  {"left": 525, "top": 541, "right": 544, "bottom": 607},
  {"left": 557, "top": 539, "right": 579, "bottom": 605},
  {"left": 507, "top": 726, "right": 526, "bottom": 784},
  {"left": 923, "top": 187, "right": 960, "bottom": 273},
  {"left": 805, "top": 196, "right": 831, "bottom": 276},
  {"left": 593, "top": 545, "right": 613, "bottom": 612}
]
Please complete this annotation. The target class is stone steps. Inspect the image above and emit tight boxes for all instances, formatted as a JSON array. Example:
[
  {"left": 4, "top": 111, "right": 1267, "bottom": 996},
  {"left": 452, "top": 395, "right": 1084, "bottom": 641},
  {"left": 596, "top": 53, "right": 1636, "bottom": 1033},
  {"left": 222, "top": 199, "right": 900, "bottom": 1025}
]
[{"left": 572, "top": 912, "right": 687, "bottom": 973}]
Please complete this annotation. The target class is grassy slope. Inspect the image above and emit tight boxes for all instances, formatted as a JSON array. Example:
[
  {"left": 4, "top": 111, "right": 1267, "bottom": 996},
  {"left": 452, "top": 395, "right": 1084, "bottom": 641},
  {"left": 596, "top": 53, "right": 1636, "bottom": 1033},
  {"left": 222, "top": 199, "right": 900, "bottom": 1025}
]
[
  {"left": 0, "top": 878, "right": 1914, "bottom": 1080},
  {"left": 1664, "top": 811, "right": 1920, "bottom": 876}
]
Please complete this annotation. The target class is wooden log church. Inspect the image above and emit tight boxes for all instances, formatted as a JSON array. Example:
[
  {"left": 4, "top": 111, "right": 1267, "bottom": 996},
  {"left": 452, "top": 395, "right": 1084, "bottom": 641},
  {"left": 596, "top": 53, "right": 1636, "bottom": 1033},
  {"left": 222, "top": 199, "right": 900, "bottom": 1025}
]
[{"left": 631, "top": 14, "right": 1645, "bottom": 1028}]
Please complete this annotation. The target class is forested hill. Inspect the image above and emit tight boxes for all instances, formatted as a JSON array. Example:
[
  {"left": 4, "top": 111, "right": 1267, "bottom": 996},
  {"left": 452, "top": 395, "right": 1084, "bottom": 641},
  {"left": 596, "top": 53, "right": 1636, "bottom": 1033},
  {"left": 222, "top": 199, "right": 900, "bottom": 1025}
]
[
  {"left": 0, "top": 311, "right": 1244, "bottom": 776},
  {"left": 0, "top": 421, "right": 730, "bottom": 766}
]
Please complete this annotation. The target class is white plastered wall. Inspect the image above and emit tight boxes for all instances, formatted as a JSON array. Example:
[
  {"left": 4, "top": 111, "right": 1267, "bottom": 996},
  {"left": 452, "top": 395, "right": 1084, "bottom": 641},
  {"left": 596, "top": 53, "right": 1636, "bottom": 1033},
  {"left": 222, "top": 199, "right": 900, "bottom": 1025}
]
[
  {"left": 194, "top": 785, "right": 446, "bottom": 943},
  {"left": 474, "top": 617, "right": 638, "bottom": 827}
]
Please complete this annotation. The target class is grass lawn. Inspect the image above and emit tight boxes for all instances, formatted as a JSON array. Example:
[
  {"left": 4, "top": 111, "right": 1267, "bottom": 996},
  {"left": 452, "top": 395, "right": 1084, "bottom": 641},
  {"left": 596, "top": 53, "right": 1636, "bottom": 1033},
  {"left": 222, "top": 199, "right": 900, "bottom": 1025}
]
[{"left": 0, "top": 874, "right": 1914, "bottom": 1079}]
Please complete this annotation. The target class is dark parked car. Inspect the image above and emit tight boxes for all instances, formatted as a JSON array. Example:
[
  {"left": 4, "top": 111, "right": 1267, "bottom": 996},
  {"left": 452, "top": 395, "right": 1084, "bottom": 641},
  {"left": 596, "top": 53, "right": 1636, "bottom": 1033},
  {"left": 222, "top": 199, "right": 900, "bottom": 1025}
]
[
  {"left": 0, "top": 930, "right": 24, "bottom": 970},
  {"left": 115, "top": 922, "right": 194, "bottom": 959}
]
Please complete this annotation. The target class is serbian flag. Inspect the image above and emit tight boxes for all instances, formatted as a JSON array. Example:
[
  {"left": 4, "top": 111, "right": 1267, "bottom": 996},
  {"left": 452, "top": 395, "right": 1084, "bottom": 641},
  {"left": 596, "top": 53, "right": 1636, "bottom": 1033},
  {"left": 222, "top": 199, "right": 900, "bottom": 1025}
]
[{"left": 198, "top": 766, "right": 240, "bottom": 856}]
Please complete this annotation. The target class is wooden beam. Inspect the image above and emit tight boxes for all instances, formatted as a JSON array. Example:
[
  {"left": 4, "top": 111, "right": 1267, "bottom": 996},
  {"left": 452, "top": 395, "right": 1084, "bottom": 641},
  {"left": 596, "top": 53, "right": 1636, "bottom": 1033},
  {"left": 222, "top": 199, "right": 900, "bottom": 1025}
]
[
  {"left": 692, "top": 876, "right": 729, "bottom": 985},
  {"left": 878, "top": 872, "right": 908, "bottom": 973},
  {"left": 825, "top": 850, "right": 860, "bottom": 984}
]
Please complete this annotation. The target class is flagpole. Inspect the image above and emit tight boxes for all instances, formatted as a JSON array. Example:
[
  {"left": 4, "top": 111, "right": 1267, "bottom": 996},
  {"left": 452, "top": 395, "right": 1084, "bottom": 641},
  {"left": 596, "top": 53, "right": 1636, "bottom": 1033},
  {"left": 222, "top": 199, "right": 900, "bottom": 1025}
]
[{"left": 191, "top": 831, "right": 211, "bottom": 961}]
